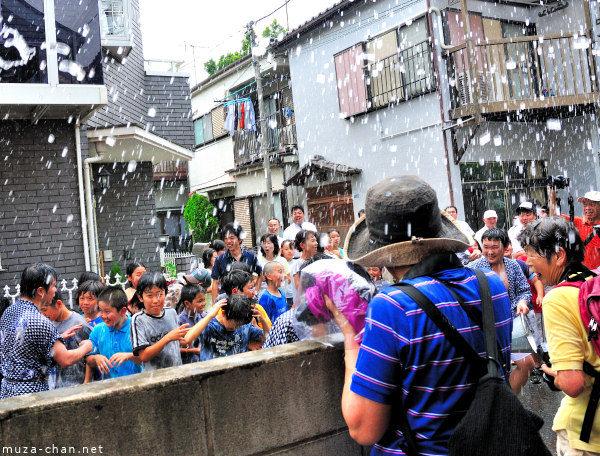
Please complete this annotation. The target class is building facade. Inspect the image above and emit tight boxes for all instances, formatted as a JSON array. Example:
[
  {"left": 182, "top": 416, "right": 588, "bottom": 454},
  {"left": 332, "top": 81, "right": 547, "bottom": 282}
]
[
  {"left": 275, "top": 0, "right": 600, "bottom": 233},
  {"left": 0, "top": 0, "right": 193, "bottom": 288}
]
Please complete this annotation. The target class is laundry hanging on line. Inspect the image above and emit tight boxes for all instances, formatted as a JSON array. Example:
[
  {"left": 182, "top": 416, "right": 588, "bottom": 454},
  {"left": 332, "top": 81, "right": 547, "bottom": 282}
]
[{"left": 224, "top": 98, "right": 256, "bottom": 136}]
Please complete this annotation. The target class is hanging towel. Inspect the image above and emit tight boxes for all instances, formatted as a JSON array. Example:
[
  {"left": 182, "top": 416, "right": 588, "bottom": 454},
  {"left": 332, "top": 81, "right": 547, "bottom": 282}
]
[
  {"left": 239, "top": 101, "right": 245, "bottom": 130},
  {"left": 245, "top": 100, "right": 257, "bottom": 131},
  {"left": 224, "top": 104, "right": 236, "bottom": 136}
]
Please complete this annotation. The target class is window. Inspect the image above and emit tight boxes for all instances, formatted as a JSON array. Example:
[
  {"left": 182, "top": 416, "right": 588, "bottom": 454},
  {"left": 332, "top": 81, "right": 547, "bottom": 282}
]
[
  {"left": 334, "top": 16, "right": 435, "bottom": 117},
  {"left": 99, "top": 0, "right": 128, "bottom": 37},
  {"left": 99, "top": 0, "right": 131, "bottom": 58},
  {"left": 460, "top": 160, "right": 548, "bottom": 230},
  {"left": 193, "top": 106, "right": 228, "bottom": 148}
]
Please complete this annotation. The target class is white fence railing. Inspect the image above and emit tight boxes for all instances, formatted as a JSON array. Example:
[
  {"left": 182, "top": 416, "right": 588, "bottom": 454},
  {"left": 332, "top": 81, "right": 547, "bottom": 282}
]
[
  {"left": 3, "top": 274, "right": 135, "bottom": 309},
  {"left": 160, "top": 248, "right": 193, "bottom": 267}
]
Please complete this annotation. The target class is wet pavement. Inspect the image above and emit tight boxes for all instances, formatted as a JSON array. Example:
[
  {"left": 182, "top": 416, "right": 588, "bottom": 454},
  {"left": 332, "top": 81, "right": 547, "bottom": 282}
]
[{"left": 519, "top": 378, "right": 564, "bottom": 455}]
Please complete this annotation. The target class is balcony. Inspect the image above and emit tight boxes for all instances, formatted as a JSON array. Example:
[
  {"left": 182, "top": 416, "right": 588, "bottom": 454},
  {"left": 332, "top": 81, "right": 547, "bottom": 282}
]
[
  {"left": 153, "top": 162, "right": 188, "bottom": 181},
  {"left": 233, "top": 110, "right": 297, "bottom": 167},
  {"left": 447, "top": 32, "right": 600, "bottom": 120},
  {"left": 0, "top": 0, "right": 107, "bottom": 121}
]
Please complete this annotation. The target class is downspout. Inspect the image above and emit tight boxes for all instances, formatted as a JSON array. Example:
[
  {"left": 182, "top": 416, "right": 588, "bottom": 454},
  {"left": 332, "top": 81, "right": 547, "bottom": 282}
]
[
  {"left": 75, "top": 124, "right": 91, "bottom": 271},
  {"left": 83, "top": 154, "right": 104, "bottom": 274},
  {"left": 428, "top": 5, "right": 455, "bottom": 205}
]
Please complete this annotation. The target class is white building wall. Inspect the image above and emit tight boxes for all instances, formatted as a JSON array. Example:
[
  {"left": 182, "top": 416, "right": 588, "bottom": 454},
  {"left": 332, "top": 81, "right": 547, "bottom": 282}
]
[{"left": 286, "top": 0, "right": 455, "bottom": 214}]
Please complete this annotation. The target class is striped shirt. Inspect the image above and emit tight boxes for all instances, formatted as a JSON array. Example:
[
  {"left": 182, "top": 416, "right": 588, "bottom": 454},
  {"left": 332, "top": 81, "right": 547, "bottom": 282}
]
[{"left": 351, "top": 257, "right": 512, "bottom": 455}]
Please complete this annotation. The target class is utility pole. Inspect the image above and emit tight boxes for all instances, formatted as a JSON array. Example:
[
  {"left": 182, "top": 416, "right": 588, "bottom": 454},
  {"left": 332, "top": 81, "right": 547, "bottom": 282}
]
[{"left": 248, "top": 21, "right": 274, "bottom": 221}]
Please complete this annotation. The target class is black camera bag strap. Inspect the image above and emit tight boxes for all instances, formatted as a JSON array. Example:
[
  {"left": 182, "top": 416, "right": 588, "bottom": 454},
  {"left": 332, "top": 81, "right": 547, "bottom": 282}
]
[
  {"left": 583, "top": 229, "right": 597, "bottom": 248},
  {"left": 581, "top": 361, "right": 600, "bottom": 443}
]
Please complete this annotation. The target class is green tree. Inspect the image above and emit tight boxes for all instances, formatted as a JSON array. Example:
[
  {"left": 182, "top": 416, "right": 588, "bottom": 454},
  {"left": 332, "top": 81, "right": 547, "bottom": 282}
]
[
  {"left": 204, "top": 20, "right": 287, "bottom": 76},
  {"left": 262, "top": 19, "right": 286, "bottom": 42},
  {"left": 183, "top": 193, "right": 219, "bottom": 243}
]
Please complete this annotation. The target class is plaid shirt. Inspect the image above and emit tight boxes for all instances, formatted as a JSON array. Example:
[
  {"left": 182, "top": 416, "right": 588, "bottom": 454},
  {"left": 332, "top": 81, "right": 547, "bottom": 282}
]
[{"left": 0, "top": 299, "right": 63, "bottom": 398}]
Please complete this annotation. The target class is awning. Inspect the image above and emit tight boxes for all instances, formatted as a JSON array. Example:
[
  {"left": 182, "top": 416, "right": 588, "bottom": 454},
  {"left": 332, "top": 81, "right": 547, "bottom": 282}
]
[
  {"left": 285, "top": 155, "right": 362, "bottom": 186},
  {"left": 86, "top": 126, "right": 193, "bottom": 164}
]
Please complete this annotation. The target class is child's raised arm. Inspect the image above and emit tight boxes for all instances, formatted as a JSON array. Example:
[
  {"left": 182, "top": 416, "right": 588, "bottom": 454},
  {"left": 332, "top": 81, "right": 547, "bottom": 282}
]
[
  {"left": 184, "top": 299, "right": 227, "bottom": 345},
  {"left": 137, "top": 324, "right": 190, "bottom": 363},
  {"left": 253, "top": 305, "right": 271, "bottom": 342}
]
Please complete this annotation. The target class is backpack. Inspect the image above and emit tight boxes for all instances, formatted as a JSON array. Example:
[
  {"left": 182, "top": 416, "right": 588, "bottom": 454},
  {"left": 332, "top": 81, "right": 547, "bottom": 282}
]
[
  {"left": 394, "top": 269, "right": 551, "bottom": 456},
  {"left": 554, "top": 271, "right": 600, "bottom": 443}
]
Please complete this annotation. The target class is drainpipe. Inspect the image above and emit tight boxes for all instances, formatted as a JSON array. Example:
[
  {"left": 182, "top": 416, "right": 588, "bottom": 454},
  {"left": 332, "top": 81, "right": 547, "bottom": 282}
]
[
  {"left": 75, "top": 124, "right": 91, "bottom": 271},
  {"left": 83, "top": 155, "right": 104, "bottom": 274},
  {"left": 428, "top": 3, "right": 455, "bottom": 205}
]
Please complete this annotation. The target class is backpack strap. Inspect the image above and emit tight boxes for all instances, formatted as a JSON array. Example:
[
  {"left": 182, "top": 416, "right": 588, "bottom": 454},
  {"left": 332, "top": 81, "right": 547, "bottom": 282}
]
[
  {"left": 473, "top": 269, "right": 503, "bottom": 378},
  {"left": 583, "top": 229, "right": 597, "bottom": 248},
  {"left": 581, "top": 361, "right": 600, "bottom": 443}
]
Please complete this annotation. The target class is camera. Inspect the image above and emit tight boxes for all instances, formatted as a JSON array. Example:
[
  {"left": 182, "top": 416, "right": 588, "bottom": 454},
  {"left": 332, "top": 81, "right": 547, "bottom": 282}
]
[
  {"left": 537, "top": 346, "right": 560, "bottom": 391},
  {"left": 547, "top": 175, "right": 570, "bottom": 189}
]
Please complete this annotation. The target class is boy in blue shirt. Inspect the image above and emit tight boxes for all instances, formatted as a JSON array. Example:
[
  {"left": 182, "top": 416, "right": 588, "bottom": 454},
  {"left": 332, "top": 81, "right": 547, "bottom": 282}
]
[
  {"left": 177, "top": 284, "right": 207, "bottom": 364},
  {"left": 86, "top": 286, "right": 142, "bottom": 379},
  {"left": 183, "top": 293, "right": 269, "bottom": 361},
  {"left": 259, "top": 261, "right": 287, "bottom": 323}
]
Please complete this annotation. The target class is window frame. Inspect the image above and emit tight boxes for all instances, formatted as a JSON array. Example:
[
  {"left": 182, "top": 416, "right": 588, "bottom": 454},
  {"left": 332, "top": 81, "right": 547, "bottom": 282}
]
[{"left": 334, "top": 13, "right": 436, "bottom": 118}]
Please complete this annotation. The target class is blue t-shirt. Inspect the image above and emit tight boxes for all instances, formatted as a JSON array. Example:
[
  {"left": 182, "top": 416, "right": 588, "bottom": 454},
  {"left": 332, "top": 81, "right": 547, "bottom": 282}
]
[
  {"left": 89, "top": 315, "right": 103, "bottom": 328},
  {"left": 198, "top": 318, "right": 263, "bottom": 361},
  {"left": 259, "top": 288, "right": 287, "bottom": 323},
  {"left": 211, "top": 249, "right": 262, "bottom": 281},
  {"left": 351, "top": 262, "right": 512, "bottom": 456},
  {"left": 89, "top": 317, "right": 142, "bottom": 379},
  {"left": 178, "top": 310, "right": 206, "bottom": 364}
]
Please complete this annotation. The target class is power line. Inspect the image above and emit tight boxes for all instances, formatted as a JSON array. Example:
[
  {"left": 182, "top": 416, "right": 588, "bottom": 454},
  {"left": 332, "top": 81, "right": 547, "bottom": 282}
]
[{"left": 254, "top": 0, "right": 292, "bottom": 25}]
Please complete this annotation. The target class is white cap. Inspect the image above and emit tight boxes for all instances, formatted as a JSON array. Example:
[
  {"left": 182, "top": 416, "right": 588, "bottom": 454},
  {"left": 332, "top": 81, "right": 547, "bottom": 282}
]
[
  {"left": 578, "top": 191, "right": 600, "bottom": 203},
  {"left": 516, "top": 201, "right": 535, "bottom": 214},
  {"left": 483, "top": 210, "right": 498, "bottom": 219}
]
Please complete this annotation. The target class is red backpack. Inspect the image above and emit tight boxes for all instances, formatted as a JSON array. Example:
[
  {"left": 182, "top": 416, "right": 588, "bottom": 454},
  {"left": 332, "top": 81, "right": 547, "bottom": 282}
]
[{"left": 554, "top": 271, "right": 600, "bottom": 443}]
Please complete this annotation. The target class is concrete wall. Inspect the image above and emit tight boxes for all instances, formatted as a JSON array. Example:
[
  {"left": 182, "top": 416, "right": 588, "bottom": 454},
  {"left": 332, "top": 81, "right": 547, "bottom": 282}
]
[
  {"left": 0, "top": 340, "right": 367, "bottom": 456},
  {"left": 0, "top": 120, "right": 85, "bottom": 287}
]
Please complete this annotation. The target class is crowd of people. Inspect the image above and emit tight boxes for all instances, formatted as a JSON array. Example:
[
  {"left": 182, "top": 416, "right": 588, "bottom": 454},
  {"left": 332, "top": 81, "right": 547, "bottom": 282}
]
[{"left": 3, "top": 180, "right": 600, "bottom": 454}]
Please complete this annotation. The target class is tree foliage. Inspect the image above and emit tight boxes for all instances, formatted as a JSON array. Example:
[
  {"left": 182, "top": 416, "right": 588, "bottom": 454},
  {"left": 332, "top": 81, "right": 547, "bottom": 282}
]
[
  {"left": 183, "top": 193, "right": 219, "bottom": 243},
  {"left": 204, "top": 20, "right": 287, "bottom": 76}
]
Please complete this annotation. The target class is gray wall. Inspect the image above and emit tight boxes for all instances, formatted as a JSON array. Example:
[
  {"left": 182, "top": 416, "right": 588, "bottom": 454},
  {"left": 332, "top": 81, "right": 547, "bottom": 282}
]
[
  {"left": 0, "top": 120, "right": 85, "bottom": 286},
  {"left": 0, "top": 340, "right": 368, "bottom": 456},
  {"left": 95, "top": 161, "right": 161, "bottom": 273},
  {"left": 282, "top": 0, "right": 451, "bottom": 213}
]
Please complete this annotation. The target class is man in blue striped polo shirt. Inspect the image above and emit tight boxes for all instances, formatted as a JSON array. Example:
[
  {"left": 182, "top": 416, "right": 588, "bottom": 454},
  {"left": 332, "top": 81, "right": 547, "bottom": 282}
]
[{"left": 339, "top": 176, "right": 512, "bottom": 455}]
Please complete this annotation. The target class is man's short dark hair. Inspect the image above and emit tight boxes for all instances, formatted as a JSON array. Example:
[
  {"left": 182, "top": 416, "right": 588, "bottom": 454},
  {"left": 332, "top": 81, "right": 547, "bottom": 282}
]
[
  {"left": 518, "top": 217, "right": 585, "bottom": 263},
  {"left": 445, "top": 205, "right": 457, "bottom": 212},
  {"left": 221, "top": 270, "right": 253, "bottom": 295},
  {"left": 291, "top": 205, "right": 304, "bottom": 214},
  {"left": 223, "top": 293, "right": 253, "bottom": 325},
  {"left": 481, "top": 228, "right": 509, "bottom": 248},
  {"left": 222, "top": 222, "right": 244, "bottom": 240},
  {"left": 136, "top": 272, "right": 168, "bottom": 296},
  {"left": 20, "top": 263, "right": 57, "bottom": 300},
  {"left": 268, "top": 218, "right": 280, "bottom": 225},
  {"left": 76, "top": 280, "right": 107, "bottom": 302},
  {"left": 98, "top": 286, "right": 128, "bottom": 311}
]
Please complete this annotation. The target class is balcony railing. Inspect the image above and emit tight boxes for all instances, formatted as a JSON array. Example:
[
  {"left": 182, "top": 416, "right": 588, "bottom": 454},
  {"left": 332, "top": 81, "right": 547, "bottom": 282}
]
[
  {"left": 233, "top": 111, "right": 297, "bottom": 167},
  {"left": 448, "top": 32, "right": 600, "bottom": 119},
  {"left": 153, "top": 162, "right": 187, "bottom": 181}
]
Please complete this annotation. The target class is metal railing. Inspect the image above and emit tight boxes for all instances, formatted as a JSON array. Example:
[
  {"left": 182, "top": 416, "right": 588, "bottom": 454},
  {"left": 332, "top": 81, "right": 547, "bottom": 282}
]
[
  {"left": 447, "top": 32, "right": 599, "bottom": 117},
  {"left": 366, "top": 40, "right": 436, "bottom": 108}
]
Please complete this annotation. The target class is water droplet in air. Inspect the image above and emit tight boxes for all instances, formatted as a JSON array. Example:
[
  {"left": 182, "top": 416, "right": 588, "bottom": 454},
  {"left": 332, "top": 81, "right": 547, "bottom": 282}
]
[
  {"left": 48, "top": 134, "right": 55, "bottom": 143},
  {"left": 127, "top": 160, "right": 137, "bottom": 173},
  {"left": 147, "top": 107, "right": 157, "bottom": 117}
]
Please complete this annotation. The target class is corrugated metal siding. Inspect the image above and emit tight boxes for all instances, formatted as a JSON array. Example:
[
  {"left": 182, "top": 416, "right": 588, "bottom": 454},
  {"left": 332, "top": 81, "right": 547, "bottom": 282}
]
[
  {"left": 211, "top": 105, "right": 226, "bottom": 139},
  {"left": 334, "top": 44, "right": 368, "bottom": 117},
  {"left": 233, "top": 198, "right": 254, "bottom": 249}
]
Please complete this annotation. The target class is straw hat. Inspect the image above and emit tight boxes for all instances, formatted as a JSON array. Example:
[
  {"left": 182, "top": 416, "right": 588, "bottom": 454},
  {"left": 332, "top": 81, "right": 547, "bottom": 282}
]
[{"left": 344, "top": 175, "right": 472, "bottom": 267}]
